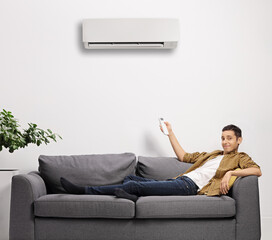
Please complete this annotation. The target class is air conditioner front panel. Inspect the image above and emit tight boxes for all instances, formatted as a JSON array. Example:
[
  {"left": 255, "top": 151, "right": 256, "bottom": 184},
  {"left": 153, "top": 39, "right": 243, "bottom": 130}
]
[{"left": 82, "top": 18, "right": 179, "bottom": 49}]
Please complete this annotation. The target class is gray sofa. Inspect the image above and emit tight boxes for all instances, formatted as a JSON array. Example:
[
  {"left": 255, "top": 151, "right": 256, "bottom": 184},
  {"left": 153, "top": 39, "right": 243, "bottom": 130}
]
[{"left": 9, "top": 153, "right": 261, "bottom": 240}]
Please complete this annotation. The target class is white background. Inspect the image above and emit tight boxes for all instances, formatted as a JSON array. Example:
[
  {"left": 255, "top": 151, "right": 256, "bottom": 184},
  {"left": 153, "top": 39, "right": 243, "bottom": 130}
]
[{"left": 0, "top": 0, "right": 271, "bottom": 238}]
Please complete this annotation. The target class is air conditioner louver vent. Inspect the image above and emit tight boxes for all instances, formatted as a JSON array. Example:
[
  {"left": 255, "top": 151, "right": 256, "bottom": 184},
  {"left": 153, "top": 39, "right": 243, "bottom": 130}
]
[{"left": 87, "top": 42, "right": 164, "bottom": 49}]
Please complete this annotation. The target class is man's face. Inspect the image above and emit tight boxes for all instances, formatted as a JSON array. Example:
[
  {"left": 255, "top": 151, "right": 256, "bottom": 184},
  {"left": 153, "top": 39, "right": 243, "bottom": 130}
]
[{"left": 221, "top": 130, "right": 242, "bottom": 154}]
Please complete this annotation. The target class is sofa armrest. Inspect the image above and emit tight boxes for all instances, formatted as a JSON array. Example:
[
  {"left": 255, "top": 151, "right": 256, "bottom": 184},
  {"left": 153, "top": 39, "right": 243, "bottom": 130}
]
[
  {"left": 231, "top": 175, "right": 261, "bottom": 240},
  {"left": 9, "top": 172, "right": 47, "bottom": 240}
]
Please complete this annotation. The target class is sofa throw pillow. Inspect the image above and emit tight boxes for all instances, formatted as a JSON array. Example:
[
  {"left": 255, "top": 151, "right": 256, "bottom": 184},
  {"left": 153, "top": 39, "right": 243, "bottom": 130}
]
[
  {"left": 136, "top": 156, "right": 192, "bottom": 180},
  {"left": 39, "top": 153, "right": 136, "bottom": 194}
]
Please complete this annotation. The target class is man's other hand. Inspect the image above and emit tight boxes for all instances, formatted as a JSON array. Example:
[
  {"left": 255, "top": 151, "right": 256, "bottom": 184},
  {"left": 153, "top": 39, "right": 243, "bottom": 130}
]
[{"left": 220, "top": 171, "right": 232, "bottom": 195}]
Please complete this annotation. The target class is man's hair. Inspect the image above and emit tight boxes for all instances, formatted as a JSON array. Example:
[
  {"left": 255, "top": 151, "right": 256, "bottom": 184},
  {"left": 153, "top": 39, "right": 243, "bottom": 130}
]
[{"left": 222, "top": 124, "right": 242, "bottom": 139}]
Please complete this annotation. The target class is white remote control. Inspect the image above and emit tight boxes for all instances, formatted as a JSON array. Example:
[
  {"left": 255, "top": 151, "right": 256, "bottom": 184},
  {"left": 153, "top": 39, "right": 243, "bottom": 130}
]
[{"left": 159, "top": 118, "right": 169, "bottom": 135}]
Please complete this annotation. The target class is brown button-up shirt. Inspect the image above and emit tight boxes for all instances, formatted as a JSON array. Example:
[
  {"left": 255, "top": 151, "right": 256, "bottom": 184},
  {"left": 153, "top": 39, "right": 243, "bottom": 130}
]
[{"left": 175, "top": 150, "right": 260, "bottom": 196}]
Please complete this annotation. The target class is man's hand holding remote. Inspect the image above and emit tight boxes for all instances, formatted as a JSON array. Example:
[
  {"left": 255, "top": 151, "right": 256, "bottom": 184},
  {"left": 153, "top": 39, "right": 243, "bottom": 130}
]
[{"left": 159, "top": 121, "right": 186, "bottom": 162}]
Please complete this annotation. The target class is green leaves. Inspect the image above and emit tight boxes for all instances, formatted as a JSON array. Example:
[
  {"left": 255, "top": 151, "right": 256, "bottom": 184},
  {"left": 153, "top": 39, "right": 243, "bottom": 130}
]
[{"left": 0, "top": 109, "right": 62, "bottom": 153}]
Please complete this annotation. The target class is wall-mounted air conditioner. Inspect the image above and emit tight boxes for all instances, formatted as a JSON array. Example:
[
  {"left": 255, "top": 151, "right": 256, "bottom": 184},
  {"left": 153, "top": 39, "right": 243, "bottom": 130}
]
[{"left": 82, "top": 18, "right": 179, "bottom": 49}]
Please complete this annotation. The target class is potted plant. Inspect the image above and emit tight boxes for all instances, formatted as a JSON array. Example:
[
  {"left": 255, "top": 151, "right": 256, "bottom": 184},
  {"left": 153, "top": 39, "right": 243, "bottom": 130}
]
[{"left": 0, "top": 109, "right": 62, "bottom": 153}]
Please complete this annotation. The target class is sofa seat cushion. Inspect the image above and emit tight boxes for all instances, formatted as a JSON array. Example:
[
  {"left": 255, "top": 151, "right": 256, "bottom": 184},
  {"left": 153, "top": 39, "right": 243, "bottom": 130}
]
[
  {"left": 136, "top": 195, "right": 235, "bottom": 218},
  {"left": 34, "top": 194, "right": 135, "bottom": 219}
]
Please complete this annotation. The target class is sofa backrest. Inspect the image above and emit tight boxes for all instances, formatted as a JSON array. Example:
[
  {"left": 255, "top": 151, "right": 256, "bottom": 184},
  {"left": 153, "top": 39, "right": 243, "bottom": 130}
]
[
  {"left": 39, "top": 153, "right": 136, "bottom": 193},
  {"left": 136, "top": 156, "right": 192, "bottom": 180}
]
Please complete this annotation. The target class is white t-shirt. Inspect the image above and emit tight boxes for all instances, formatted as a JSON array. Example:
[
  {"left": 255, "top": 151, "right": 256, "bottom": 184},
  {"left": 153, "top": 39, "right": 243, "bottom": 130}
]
[{"left": 183, "top": 155, "right": 224, "bottom": 191}]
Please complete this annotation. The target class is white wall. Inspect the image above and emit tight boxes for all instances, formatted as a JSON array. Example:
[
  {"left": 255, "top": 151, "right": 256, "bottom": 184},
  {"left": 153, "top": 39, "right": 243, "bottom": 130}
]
[{"left": 1, "top": 0, "right": 271, "bottom": 237}]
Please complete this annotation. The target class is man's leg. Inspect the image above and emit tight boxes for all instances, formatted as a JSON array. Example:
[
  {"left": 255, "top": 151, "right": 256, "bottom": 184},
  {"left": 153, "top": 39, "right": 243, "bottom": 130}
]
[
  {"left": 122, "top": 177, "right": 198, "bottom": 196},
  {"left": 60, "top": 175, "right": 157, "bottom": 194},
  {"left": 60, "top": 176, "right": 198, "bottom": 201},
  {"left": 87, "top": 176, "right": 198, "bottom": 196},
  {"left": 89, "top": 175, "right": 157, "bottom": 202},
  {"left": 61, "top": 177, "right": 139, "bottom": 201},
  {"left": 123, "top": 175, "right": 157, "bottom": 183}
]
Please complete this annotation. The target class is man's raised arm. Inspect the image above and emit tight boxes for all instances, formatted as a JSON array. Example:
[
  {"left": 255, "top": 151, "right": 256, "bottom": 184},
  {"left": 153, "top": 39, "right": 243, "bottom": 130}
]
[{"left": 162, "top": 122, "right": 186, "bottom": 162}]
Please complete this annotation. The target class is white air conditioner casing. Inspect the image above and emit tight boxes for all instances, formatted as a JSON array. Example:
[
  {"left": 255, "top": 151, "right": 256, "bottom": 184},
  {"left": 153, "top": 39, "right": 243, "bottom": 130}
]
[{"left": 82, "top": 18, "right": 179, "bottom": 49}]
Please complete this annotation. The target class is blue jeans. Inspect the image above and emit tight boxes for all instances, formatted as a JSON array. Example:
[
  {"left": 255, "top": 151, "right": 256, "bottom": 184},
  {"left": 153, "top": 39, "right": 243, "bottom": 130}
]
[{"left": 85, "top": 175, "right": 199, "bottom": 196}]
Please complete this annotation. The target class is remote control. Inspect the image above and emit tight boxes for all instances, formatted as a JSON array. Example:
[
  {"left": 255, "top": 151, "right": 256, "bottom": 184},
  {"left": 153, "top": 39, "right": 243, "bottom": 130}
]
[{"left": 159, "top": 118, "right": 169, "bottom": 135}]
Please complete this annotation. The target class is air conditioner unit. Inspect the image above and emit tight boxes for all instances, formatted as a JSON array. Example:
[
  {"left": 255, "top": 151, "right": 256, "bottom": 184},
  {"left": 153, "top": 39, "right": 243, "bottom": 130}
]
[{"left": 82, "top": 18, "right": 179, "bottom": 49}]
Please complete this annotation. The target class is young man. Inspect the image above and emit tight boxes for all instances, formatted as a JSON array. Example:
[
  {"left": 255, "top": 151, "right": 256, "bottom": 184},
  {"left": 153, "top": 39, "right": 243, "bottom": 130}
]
[{"left": 61, "top": 124, "right": 261, "bottom": 201}]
